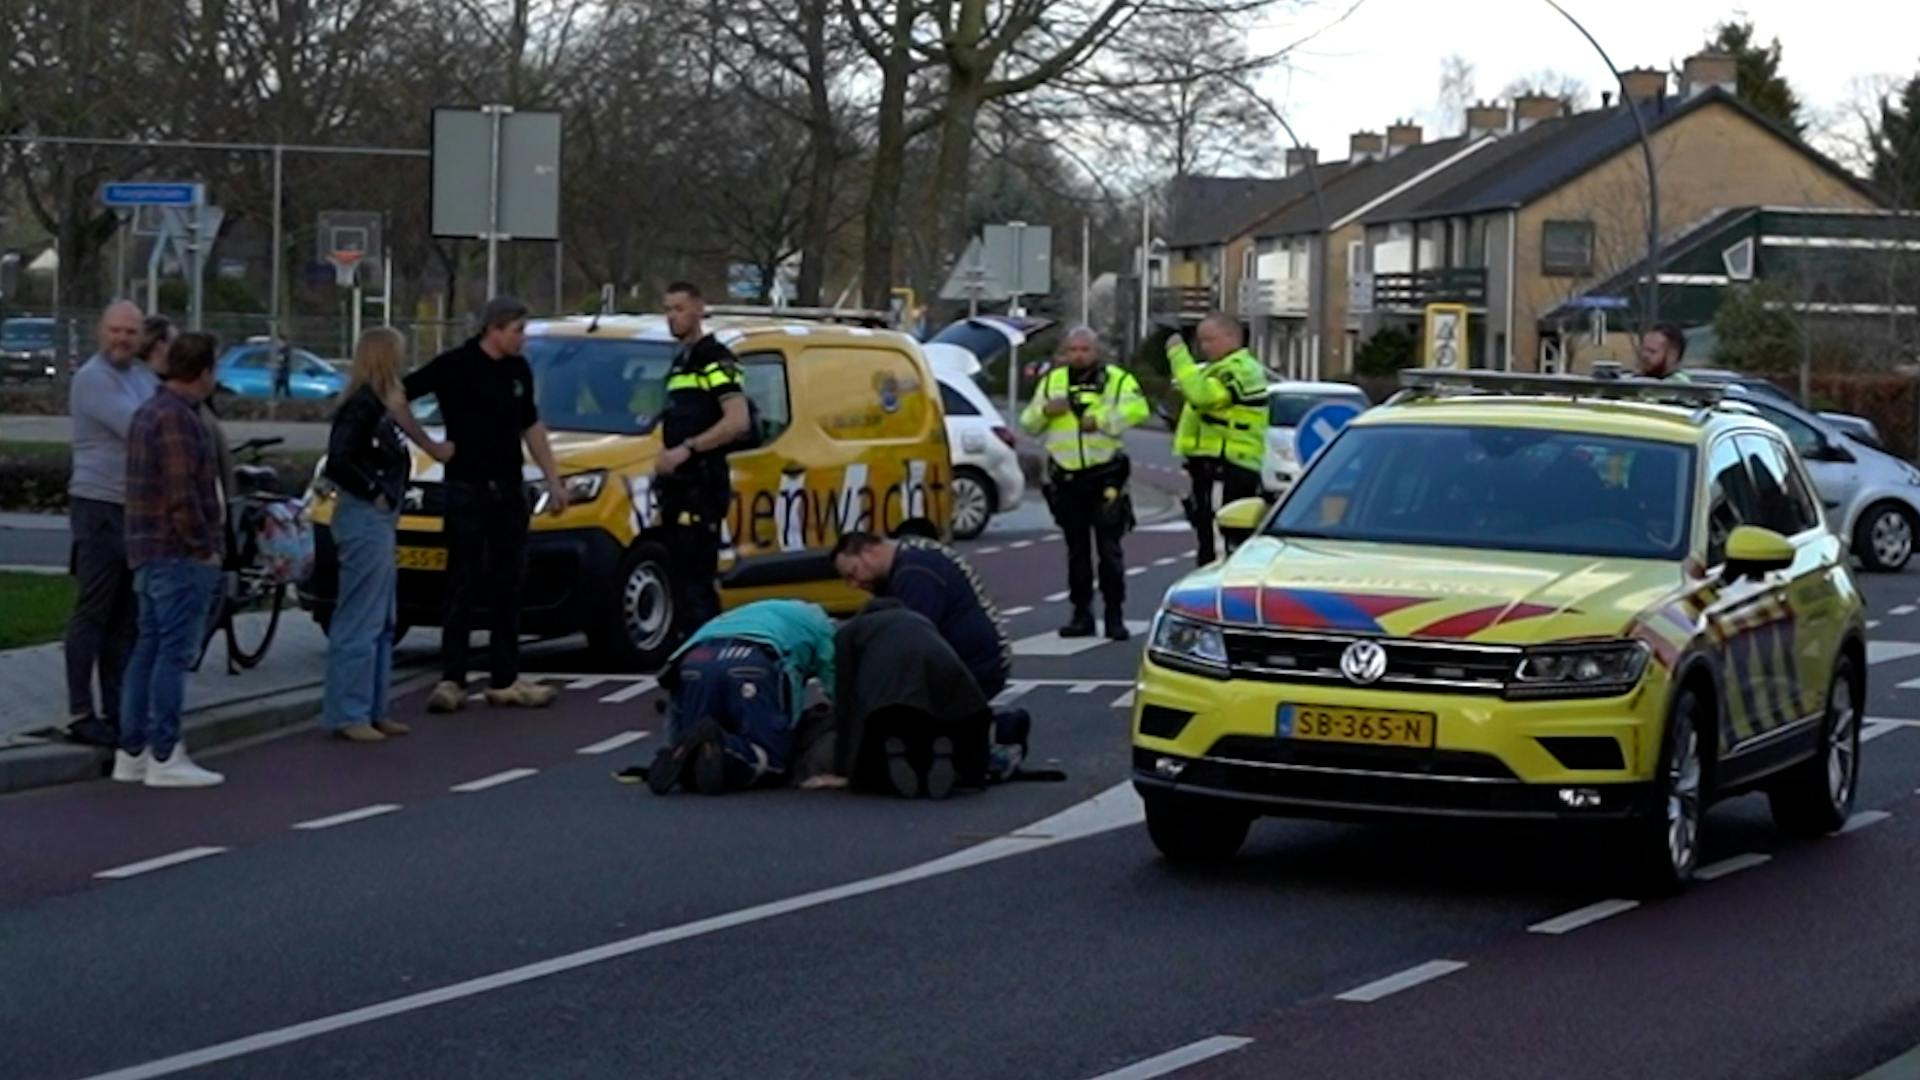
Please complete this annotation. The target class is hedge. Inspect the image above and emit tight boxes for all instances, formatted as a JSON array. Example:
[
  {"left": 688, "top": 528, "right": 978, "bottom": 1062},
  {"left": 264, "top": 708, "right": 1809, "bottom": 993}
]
[
  {"left": 1, "top": 383, "right": 336, "bottom": 423},
  {"left": 0, "top": 442, "right": 323, "bottom": 514}
]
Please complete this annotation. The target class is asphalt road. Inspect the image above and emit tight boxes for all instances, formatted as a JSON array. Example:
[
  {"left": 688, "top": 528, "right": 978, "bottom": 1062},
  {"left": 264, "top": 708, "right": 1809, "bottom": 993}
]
[{"left": 7, "top": 506, "right": 1920, "bottom": 1080}]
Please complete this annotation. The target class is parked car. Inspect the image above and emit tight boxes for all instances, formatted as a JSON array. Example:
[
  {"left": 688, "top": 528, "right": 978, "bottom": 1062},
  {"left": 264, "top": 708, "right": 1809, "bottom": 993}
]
[
  {"left": 0, "top": 317, "right": 58, "bottom": 382},
  {"left": 1722, "top": 384, "right": 1920, "bottom": 571},
  {"left": 926, "top": 314, "right": 1060, "bottom": 385},
  {"left": 925, "top": 342, "right": 1026, "bottom": 540},
  {"left": 1686, "top": 368, "right": 1884, "bottom": 449},
  {"left": 1260, "top": 380, "right": 1371, "bottom": 493},
  {"left": 215, "top": 343, "right": 346, "bottom": 399}
]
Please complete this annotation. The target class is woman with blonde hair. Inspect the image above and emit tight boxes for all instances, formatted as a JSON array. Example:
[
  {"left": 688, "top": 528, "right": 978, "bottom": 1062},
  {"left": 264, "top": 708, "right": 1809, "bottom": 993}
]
[{"left": 321, "top": 327, "right": 449, "bottom": 741}]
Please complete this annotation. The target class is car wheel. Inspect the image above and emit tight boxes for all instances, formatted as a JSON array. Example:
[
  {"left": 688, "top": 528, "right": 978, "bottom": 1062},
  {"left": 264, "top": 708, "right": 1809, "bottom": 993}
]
[
  {"left": 1625, "top": 687, "right": 1707, "bottom": 896},
  {"left": 1769, "top": 653, "right": 1861, "bottom": 836},
  {"left": 587, "top": 541, "right": 677, "bottom": 672},
  {"left": 950, "top": 466, "right": 996, "bottom": 541},
  {"left": 1854, "top": 502, "right": 1915, "bottom": 572},
  {"left": 1144, "top": 790, "right": 1252, "bottom": 865}
]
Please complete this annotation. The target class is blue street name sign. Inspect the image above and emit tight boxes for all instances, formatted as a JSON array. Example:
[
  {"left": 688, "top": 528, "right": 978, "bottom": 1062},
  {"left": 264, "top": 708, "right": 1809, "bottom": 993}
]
[{"left": 99, "top": 182, "right": 204, "bottom": 208}]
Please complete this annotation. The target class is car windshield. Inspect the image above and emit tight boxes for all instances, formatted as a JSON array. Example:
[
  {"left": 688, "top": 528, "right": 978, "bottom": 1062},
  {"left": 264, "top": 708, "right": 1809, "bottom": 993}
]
[
  {"left": 1, "top": 320, "right": 53, "bottom": 348},
  {"left": 1269, "top": 391, "right": 1367, "bottom": 427},
  {"left": 1270, "top": 423, "right": 1696, "bottom": 560},
  {"left": 524, "top": 336, "right": 681, "bottom": 435}
]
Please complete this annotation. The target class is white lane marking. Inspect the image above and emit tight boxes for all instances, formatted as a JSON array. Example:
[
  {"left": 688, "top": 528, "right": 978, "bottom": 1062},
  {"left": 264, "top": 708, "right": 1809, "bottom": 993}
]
[
  {"left": 992, "top": 682, "right": 1036, "bottom": 706},
  {"left": 1010, "top": 540, "right": 1034, "bottom": 550},
  {"left": 576, "top": 731, "right": 649, "bottom": 755},
  {"left": 80, "top": 783, "right": 1146, "bottom": 1080},
  {"left": 1138, "top": 521, "right": 1191, "bottom": 533},
  {"left": 1527, "top": 898, "right": 1639, "bottom": 935},
  {"left": 1696, "top": 853, "right": 1772, "bottom": 881},
  {"left": 1069, "top": 683, "right": 1100, "bottom": 695},
  {"left": 1011, "top": 624, "right": 1149, "bottom": 657},
  {"left": 1894, "top": 605, "right": 1918, "bottom": 616},
  {"left": 292, "top": 805, "right": 401, "bottom": 831},
  {"left": 1862, "top": 720, "right": 1900, "bottom": 743},
  {"left": 95, "top": 846, "right": 228, "bottom": 880},
  {"left": 1083, "top": 1036, "right": 1254, "bottom": 1080},
  {"left": 1841, "top": 810, "right": 1892, "bottom": 834},
  {"left": 1335, "top": 959, "right": 1468, "bottom": 1003},
  {"left": 1153, "top": 556, "right": 1178, "bottom": 567},
  {"left": 449, "top": 768, "right": 538, "bottom": 793},
  {"left": 976, "top": 546, "right": 1003, "bottom": 555},
  {"left": 1181, "top": 549, "right": 1198, "bottom": 559},
  {"left": 566, "top": 677, "right": 611, "bottom": 691},
  {"left": 1126, "top": 566, "right": 1148, "bottom": 577},
  {"left": 1044, "top": 533, "right": 1062, "bottom": 542},
  {"left": 1110, "top": 689, "right": 1137, "bottom": 708},
  {"left": 1869, "top": 620, "right": 1884, "bottom": 630},
  {"left": 1002, "top": 605, "right": 1034, "bottom": 617},
  {"left": 1045, "top": 590, "right": 1071, "bottom": 603},
  {"left": 599, "top": 678, "right": 659, "bottom": 704},
  {"left": 1869, "top": 641, "right": 1920, "bottom": 665}
]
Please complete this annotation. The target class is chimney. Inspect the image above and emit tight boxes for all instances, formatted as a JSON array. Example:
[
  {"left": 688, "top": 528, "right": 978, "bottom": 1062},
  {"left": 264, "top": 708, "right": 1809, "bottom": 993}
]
[
  {"left": 1512, "top": 94, "right": 1565, "bottom": 131},
  {"left": 1621, "top": 67, "right": 1668, "bottom": 105},
  {"left": 1284, "top": 146, "right": 1319, "bottom": 176},
  {"left": 1465, "top": 101, "right": 1509, "bottom": 139},
  {"left": 1385, "top": 121, "right": 1423, "bottom": 156},
  {"left": 1681, "top": 51, "right": 1737, "bottom": 98},
  {"left": 1349, "top": 130, "right": 1385, "bottom": 163}
]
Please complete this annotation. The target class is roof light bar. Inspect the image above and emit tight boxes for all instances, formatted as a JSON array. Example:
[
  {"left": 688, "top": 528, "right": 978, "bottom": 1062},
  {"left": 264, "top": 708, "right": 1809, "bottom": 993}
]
[{"left": 1397, "top": 368, "right": 1725, "bottom": 406}]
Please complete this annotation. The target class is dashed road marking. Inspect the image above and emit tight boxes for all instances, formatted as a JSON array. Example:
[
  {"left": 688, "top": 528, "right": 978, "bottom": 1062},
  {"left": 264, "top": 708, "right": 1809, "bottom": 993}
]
[
  {"left": 1841, "top": 810, "right": 1891, "bottom": 834},
  {"left": 1870, "top": 620, "right": 1883, "bottom": 630},
  {"left": 1181, "top": 549, "right": 1198, "bottom": 559},
  {"left": 1126, "top": 566, "right": 1148, "bottom": 577},
  {"left": 1335, "top": 960, "right": 1468, "bottom": 1003},
  {"left": 1003, "top": 605, "right": 1034, "bottom": 616},
  {"left": 1697, "top": 853, "right": 1771, "bottom": 881},
  {"left": 95, "top": 846, "right": 228, "bottom": 880},
  {"left": 1010, "top": 540, "right": 1034, "bottom": 550},
  {"left": 1894, "top": 605, "right": 1917, "bottom": 616},
  {"left": 1870, "top": 642, "right": 1920, "bottom": 665},
  {"left": 450, "top": 768, "right": 538, "bottom": 793},
  {"left": 1045, "top": 590, "right": 1071, "bottom": 603},
  {"left": 1082, "top": 1036, "right": 1254, "bottom": 1080},
  {"left": 1152, "top": 556, "right": 1177, "bottom": 567},
  {"left": 976, "top": 545, "right": 1003, "bottom": 555},
  {"left": 576, "top": 731, "right": 650, "bottom": 755},
  {"left": 1527, "top": 898, "right": 1639, "bottom": 935},
  {"left": 1069, "top": 683, "right": 1100, "bottom": 694},
  {"left": 599, "top": 678, "right": 659, "bottom": 704},
  {"left": 566, "top": 677, "right": 612, "bottom": 690},
  {"left": 292, "top": 805, "right": 401, "bottom": 831},
  {"left": 1863, "top": 720, "right": 1903, "bottom": 743}
]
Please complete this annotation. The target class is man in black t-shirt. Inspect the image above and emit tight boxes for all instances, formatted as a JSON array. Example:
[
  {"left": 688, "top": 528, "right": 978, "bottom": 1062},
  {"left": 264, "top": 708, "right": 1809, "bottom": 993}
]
[
  {"left": 405, "top": 296, "right": 568, "bottom": 713},
  {"left": 656, "top": 282, "right": 751, "bottom": 633}
]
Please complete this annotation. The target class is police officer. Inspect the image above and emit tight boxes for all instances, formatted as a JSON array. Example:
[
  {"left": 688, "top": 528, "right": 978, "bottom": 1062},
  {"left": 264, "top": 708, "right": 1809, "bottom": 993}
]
[
  {"left": 1167, "top": 312, "right": 1267, "bottom": 566},
  {"left": 657, "top": 281, "right": 751, "bottom": 634},
  {"left": 1020, "top": 326, "right": 1149, "bottom": 640}
]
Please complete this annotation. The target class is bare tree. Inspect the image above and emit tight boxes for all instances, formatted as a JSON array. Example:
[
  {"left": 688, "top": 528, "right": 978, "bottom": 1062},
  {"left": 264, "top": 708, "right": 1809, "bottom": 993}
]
[
  {"left": 1500, "top": 69, "right": 1591, "bottom": 111},
  {"left": 1436, "top": 53, "right": 1477, "bottom": 135}
]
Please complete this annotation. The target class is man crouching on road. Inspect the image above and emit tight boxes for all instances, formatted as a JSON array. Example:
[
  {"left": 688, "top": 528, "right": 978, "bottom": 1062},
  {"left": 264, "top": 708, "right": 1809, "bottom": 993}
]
[{"left": 628, "top": 599, "right": 835, "bottom": 795}]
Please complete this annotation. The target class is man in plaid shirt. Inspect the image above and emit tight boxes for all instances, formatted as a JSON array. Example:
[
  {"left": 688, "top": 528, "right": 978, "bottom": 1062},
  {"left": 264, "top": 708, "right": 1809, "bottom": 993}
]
[{"left": 115, "top": 332, "right": 228, "bottom": 788}]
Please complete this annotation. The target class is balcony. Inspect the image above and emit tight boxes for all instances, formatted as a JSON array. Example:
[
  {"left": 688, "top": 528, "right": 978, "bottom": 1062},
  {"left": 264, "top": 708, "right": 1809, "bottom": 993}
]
[
  {"left": 1238, "top": 277, "right": 1311, "bottom": 318},
  {"left": 1354, "top": 268, "right": 1489, "bottom": 313},
  {"left": 1149, "top": 285, "right": 1217, "bottom": 321}
]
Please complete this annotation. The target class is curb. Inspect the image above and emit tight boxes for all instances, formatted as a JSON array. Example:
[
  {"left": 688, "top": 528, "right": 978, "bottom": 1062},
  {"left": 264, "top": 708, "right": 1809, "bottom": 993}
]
[{"left": 0, "top": 669, "right": 438, "bottom": 797}]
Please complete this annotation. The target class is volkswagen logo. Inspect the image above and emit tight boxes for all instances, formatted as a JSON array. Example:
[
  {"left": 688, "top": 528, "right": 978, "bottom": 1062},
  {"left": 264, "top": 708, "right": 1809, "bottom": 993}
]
[{"left": 1340, "top": 640, "right": 1388, "bottom": 685}]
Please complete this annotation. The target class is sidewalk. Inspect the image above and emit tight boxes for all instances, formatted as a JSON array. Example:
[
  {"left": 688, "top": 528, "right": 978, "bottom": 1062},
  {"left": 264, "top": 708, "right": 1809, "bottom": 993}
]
[{"left": 3, "top": 414, "right": 332, "bottom": 452}]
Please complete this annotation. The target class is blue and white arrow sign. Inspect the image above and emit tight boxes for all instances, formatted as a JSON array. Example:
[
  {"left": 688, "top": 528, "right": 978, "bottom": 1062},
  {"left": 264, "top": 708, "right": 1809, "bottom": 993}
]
[
  {"left": 1295, "top": 400, "right": 1363, "bottom": 464},
  {"left": 99, "top": 182, "right": 204, "bottom": 209}
]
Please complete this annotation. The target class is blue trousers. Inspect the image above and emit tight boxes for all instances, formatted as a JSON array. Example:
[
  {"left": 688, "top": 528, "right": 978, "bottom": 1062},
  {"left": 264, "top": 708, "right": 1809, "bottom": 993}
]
[
  {"left": 669, "top": 640, "right": 791, "bottom": 789},
  {"left": 120, "top": 559, "right": 222, "bottom": 759},
  {"left": 323, "top": 492, "right": 398, "bottom": 728}
]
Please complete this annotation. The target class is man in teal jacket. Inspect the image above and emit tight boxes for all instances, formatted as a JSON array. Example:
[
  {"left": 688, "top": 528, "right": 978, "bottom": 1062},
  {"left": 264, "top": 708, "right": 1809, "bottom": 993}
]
[{"left": 636, "top": 599, "right": 835, "bottom": 794}]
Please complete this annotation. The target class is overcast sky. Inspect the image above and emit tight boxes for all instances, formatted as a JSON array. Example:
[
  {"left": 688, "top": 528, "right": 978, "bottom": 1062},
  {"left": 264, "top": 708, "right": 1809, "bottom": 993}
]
[{"left": 1247, "top": 0, "right": 1919, "bottom": 167}]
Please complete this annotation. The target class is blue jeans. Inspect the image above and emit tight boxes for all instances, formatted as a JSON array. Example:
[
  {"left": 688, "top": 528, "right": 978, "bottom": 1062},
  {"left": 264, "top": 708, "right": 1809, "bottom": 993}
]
[
  {"left": 323, "top": 492, "right": 398, "bottom": 729},
  {"left": 670, "top": 640, "right": 791, "bottom": 788},
  {"left": 120, "top": 559, "right": 223, "bottom": 759}
]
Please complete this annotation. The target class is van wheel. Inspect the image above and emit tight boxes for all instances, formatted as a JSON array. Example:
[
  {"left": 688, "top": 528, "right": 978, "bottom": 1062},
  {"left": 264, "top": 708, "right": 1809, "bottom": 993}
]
[
  {"left": 1769, "top": 654, "right": 1861, "bottom": 836},
  {"left": 1854, "top": 502, "right": 1915, "bottom": 572},
  {"left": 1144, "top": 791, "right": 1252, "bottom": 865},
  {"left": 950, "top": 467, "right": 995, "bottom": 540},
  {"left": 589, "top": 541, "right": 677, "bottom": 672},
  {"left": 1623, "top": 687, "right": 1707, "bottom": 896}
]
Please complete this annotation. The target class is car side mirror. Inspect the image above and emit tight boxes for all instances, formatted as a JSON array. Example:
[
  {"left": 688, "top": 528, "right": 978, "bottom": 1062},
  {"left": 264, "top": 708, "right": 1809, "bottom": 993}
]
[
  {"left": 1723, "top": 525, "right": 1794, "bottom": 580},
  {"left": 1816, "top": 440, "right": 1854, "bottom": 464},
  {"left": 1217, "top": 496, "right": 1268, "bottom": 552}
]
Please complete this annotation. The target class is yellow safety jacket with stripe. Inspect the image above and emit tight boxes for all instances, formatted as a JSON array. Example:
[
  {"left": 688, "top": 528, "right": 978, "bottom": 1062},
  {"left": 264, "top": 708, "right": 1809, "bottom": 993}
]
[
  {"left": 1018, "top": 363, "right": 1150, "bottom": 472},
  {"left": 1167, "top": 340, "right": 1266, "bottom": 471}
]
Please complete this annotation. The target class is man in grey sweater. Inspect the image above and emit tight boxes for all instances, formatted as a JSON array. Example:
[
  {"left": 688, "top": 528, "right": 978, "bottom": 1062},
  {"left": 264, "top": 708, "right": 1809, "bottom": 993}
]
[{"left": 62, "top": 301, "right": 156, "bottom": 746}]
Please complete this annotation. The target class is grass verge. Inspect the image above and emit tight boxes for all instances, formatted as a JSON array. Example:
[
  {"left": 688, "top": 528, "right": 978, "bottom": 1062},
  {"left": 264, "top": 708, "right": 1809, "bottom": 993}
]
[{"left": 0, "top": 571, "right": 74, "bottom": 649}]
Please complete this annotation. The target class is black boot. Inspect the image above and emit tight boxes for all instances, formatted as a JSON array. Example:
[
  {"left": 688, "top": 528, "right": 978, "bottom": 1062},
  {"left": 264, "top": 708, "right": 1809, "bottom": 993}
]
[
  {"left": 1059, "top": 606, "right": 1096, "bottom": 637},
  {"left": 1105, "top": 606, "right": 1130, "bottom": 641}
]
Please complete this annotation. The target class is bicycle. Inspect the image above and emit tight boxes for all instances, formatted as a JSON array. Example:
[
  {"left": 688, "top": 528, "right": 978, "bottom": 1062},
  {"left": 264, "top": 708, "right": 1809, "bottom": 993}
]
[{"left": 194, "top": 436, "right": 301, "bottom": 674}]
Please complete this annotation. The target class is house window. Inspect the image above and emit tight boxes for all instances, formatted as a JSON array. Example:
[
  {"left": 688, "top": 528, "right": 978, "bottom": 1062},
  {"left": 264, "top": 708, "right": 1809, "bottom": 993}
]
[
  {"left": 1464, "top": 218, "right": 1490, "bottom": 269},
  {"left": 1243, "top": 245, "right": 1257, "bottom": 281},
  {"left": 1541, "top": 220, "right": 1595, "bottom": 276},
  {"left": 1722, "top": 237, "right": 1755, "bottom": 281},
  {"left": 1347, "top": 240, "right": 1364, "bottom": 278}
]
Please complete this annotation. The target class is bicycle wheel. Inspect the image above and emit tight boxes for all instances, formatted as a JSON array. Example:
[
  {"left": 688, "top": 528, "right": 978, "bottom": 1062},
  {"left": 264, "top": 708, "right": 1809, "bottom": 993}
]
[{"left": 225, "top": 573, "right": 285, "bottom": 669}]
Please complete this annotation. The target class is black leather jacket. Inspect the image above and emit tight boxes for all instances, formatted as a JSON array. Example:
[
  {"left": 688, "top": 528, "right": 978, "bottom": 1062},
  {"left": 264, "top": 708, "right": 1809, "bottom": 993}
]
[{"left": 324, "top": 385, "right": 409, "bottom": 508}]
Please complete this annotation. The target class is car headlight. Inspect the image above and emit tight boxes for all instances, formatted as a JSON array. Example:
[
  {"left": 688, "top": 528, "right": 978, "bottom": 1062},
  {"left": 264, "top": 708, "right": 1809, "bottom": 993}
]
[
  {"left": 1149, "top": 611, "right": 1230, "bottom": 675},
  {"left": 1509, "top": 642, "right": 1649, "bottom": 698},
  {"left": 530, "top": 469, "right": 606, "bottom": 513},
  {"left": 1901, "top": 463, "right": 1920, "bottom": 486}
]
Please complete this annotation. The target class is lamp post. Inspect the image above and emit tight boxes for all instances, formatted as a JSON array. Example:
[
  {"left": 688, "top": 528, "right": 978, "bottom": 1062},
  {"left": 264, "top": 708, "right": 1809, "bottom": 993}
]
[{"left": 1231, "top": 79, "right": 1333, "bottom": 376}]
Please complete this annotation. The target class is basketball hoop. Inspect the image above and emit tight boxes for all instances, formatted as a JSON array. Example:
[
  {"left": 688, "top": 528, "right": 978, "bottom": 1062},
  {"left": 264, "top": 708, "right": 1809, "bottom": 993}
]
[{"left": 328, "top": 250, "right": 364, "bottom": 288}]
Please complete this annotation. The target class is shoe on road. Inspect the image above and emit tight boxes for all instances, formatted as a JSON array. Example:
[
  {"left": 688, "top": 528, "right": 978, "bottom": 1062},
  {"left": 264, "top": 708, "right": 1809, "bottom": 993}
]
[
  {"left": 144, "top": 746, "right": 224, "bottom": 788},
  {"left": 1105, "top": 607, "right": 1130, "bottom": 641},
  {"left": 373, "top": 718, "right": 412, "bottom": 737},
  {"left": 334, "top": 723, "right": 387, "bottom": 743},
  {"left": 427, "top": 681, "right": 466, "bottom": 714},
  {"left": 484, "top": 679, "right": 558, "bottom": 708},
  {"left": 649, "top": 717, "right": 725, "bottom": 795},
  {"left": 924, "top": 736, "right": 956, "bottom": 800},
  {"left": 690, "top": 738, "right": 729, "bottom": 795},
  {"left": 111, "top": 749, "right": 150, "bottom": 783},
  {"left": 67, "top": 716, "right": 119, "bottom": 748},
  {"left": 1058, "top": 608, "right": 1096, "bottom": 638},
  {"left": 884, "top": 736, "right": 922, "bottom": 798}
]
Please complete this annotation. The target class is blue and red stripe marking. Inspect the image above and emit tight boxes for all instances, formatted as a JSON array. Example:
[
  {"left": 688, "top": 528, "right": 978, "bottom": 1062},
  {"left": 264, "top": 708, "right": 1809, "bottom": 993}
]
[{"left": 1169, "top": 586, "right": 1425, "bottom": 634}]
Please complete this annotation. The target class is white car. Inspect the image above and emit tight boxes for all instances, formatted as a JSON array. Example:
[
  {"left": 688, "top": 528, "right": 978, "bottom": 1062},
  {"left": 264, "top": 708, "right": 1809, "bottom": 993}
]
[
  {"left": 925, "top": 343, "right": 1026, "bottom": 540},
  {"left": 1260, "top": 380, "right": 1371, "bottom": 493}
]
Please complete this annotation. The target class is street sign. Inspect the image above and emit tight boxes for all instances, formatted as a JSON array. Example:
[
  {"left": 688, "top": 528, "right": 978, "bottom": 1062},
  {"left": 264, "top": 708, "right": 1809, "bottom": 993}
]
[
  {"left": 938, "top": 239, "right": 1009, "bottom": 303},
  {"left": 1423, "top": 303, "right": 1469, "bottom": 369},
  {"left": 1296, "top": 401, "right": 1362, "bottom": 464},
  {"left": 982, "top": 223, "right": 1052, "bottom": 297},
  {"left": 430, "top": 107, "right": 562, "bottom": 241},
  {"left": 100, "top": 182, "right": 203, "bottom": 209},
  {"left": 1570, "top": 295, "right": 1631, "bottom": 310}
]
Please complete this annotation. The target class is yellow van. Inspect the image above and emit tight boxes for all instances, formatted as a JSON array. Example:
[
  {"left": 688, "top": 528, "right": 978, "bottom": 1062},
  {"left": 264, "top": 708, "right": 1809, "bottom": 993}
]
[{"left": 300, "top": 312, "right": 952, "bottom": 669}]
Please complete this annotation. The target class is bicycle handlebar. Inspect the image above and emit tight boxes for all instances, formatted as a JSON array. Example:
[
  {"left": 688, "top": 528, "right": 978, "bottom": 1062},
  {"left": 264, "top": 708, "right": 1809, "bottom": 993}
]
[{"left": 231, "top": 436, "right": 286, "bottom": 457}]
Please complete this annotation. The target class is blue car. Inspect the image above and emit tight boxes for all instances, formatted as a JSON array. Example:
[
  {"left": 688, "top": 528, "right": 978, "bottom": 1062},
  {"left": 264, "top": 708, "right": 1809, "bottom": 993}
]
[{"left": 214, "top": 343, "right": 346, "bottom": 399}]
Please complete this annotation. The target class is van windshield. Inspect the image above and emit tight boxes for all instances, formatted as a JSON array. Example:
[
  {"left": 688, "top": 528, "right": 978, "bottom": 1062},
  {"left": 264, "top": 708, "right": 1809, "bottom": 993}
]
[{"left": 524, "top": 336, "right": 682, "bottom": 435}]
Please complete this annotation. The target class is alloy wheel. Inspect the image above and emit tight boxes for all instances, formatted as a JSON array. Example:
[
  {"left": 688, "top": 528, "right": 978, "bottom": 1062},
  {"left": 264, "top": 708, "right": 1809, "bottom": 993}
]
[
  {"left": 1827, "top": 675, "right": 1858, "bottom": 808},
  {"left": 951, "top": 474, "right": 991, "bottom": 538},
  {"left": 1872, "top": 508, "right": 1913, "bottom": 568},
  {"left": 1667, "top": 722, "right": 1703, "bottom": 873}
]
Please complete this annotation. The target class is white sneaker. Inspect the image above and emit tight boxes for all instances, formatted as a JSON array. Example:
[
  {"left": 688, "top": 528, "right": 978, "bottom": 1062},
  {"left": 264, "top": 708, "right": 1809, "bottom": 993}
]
[
  {"left": 111, "top": 749, "right": 151, "bottom": 783},
  {"left": 143, "top": 746, "right": 225, "bottom": 788}
]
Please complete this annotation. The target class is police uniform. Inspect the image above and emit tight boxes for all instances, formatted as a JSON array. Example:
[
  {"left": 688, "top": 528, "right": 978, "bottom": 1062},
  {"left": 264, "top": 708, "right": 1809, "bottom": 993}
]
[
  {"left": 1019, "top": 360, "right": 1149, "bottom": 638},
  {"left": 659, "top": 334, "right": 745, "bottom": 632},
  {"left": 1166, "top": 332, "right": 1267, "bottom": 565}
]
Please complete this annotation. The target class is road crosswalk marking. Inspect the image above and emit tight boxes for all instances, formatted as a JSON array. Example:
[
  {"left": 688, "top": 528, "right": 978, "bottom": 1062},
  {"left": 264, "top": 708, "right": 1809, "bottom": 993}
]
[
  {"left": 1870, "top": 641, "right": 1920, "bottom": 665},
  {"left": 1011, "top": 624, "right": 1149, "bottom": 657},
  {"left": 599, "top": 678, "right": 659, "bottom": 704}
]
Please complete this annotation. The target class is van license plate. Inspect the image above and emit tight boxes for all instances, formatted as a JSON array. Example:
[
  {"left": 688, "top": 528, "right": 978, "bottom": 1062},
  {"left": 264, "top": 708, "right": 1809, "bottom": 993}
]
[{"left": 395, "top": 546, "right": 447, "bottom": 571}]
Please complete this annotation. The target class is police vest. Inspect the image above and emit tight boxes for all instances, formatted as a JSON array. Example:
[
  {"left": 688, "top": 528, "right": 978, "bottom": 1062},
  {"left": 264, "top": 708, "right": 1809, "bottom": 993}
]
[
  {"left": 1021, "top": 364, "right": 1150, "bottom": 473},
  {"left": 1171, "top": 346, "right": 1266, "bottom": 472}
]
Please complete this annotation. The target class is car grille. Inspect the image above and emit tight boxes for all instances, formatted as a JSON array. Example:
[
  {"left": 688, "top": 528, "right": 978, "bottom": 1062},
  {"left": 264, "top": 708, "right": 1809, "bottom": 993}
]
[
  {"left": 1204, "top": 735, "right": 1520, "bottom": 781},
  {"left": 1223, "top": 628, "right": 1518, "bottom": 694}
]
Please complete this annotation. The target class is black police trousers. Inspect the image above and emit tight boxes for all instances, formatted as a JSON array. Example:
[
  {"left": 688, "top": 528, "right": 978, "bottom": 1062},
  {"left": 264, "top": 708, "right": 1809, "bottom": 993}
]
[
  {"left": 1049, "top": 465, "right": 1130, "bottom": 612},
  {"left": 1184, "top": 457, "right": 1261, "bottom": 565}
]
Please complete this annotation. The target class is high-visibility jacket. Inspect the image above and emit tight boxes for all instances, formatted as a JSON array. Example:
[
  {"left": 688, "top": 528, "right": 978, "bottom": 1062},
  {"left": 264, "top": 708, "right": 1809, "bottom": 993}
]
[
  {"left": 1018, "top": 363, "right": 1149, "bottom": 472},
  {"left": 1167, "top": 340, "right": 1266, "bottom": 471}
]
